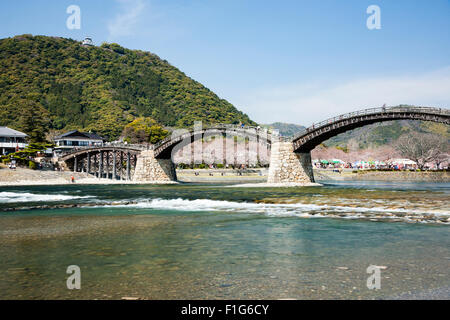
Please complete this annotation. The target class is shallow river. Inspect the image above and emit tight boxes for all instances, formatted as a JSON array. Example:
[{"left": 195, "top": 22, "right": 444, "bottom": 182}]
[{"left": 0, "top": 180, "right": 449, "bottom": 299}]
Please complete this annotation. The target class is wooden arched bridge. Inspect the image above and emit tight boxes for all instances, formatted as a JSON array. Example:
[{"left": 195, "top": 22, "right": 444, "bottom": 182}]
[
  {"left": 60, "top": 145, "right": 147, "bottom": 180},
  {"left": 60, "top": 106, "right": 449, "bottom": 184},
  {"left": 292, "top": 106, "right": 449, "bottom": 152},
  {"left": 61, "top": 125, "right": 274, "bottom": 181}
]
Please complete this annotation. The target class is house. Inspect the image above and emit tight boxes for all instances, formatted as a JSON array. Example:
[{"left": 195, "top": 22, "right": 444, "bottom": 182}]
[
  {"left": 0, "top": 127, "right": 28, "bottom": 155},
  {"left": 53, "top": 130, "right": 105, "bottom": 151}
]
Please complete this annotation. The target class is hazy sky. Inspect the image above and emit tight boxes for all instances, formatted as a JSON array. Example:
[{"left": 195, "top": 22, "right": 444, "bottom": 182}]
[{"left": 1, "top": 0, "right": 449, "bottom": 125}]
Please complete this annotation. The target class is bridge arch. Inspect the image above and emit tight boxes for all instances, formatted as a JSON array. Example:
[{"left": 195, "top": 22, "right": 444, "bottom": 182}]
[
  {"left": 60, "top": 146, "right": 145, "bottom": 162},
  {"left": 153, "top": 124, "right": 273, "bottom": 159},
  {"left": 292, "top": 106, "right": 450, "bottom": 153},
  {"left": 60, "top": 145, "right": 146, "bottom": 180}
]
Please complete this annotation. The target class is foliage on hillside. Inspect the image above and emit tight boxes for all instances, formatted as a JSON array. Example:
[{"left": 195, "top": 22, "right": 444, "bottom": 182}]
[
  {"left": 122, "top": 117, "right": 169, "bottom": 144},
  {"left": 0, "top": 35, "right": 254, "bottom": 141},
  {"left": 325, "top": 120, "right": 449, "bottom": 149}
]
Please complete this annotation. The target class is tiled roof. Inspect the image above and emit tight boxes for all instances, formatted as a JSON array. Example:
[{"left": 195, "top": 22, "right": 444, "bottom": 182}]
[
  {"left": 54, "top": 130, "right": 105, "bottom": 141},
  {"left": 0, "top": 127, "right": 28, "bottom": 137}
]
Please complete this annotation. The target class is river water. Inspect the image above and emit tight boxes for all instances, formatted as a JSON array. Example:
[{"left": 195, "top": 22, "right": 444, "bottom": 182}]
[{"left": 0, "top": 180, "right": 449, "bottom": 299}]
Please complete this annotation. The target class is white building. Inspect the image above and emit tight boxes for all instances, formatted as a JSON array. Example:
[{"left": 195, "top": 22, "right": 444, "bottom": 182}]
[
  {"left": 0, "top": 127, "right": 28, "bottom": 155},
  {"left": 81, "top": 37, "right": 94, "bottom": 46}
]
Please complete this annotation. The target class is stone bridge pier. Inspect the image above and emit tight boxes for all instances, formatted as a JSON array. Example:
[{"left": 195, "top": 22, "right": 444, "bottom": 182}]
[
  {"left": 132, "top": 150, "right": 177, "bottom": 182},
  {"left": 267, "top": 142, "right": 314, "bottom": 184},
  {"left": 133, "top": 141, "right": 315, "bottom": 184}
]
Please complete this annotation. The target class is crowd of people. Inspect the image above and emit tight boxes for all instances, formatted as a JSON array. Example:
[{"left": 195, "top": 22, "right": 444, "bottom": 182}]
[{"left": 313, "top": 158, "right": 447, "bottom": 171}]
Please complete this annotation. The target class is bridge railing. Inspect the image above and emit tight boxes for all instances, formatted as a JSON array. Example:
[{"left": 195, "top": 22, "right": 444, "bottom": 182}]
[
  {"left": 291, "top": 106, "right": 449, "bottom": 141},
  {"left": 57, "top": 142, "right": 149, "bottom": 156}
]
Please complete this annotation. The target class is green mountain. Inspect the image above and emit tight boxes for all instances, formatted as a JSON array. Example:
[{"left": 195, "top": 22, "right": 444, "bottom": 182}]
[
  {"left": 263, "top": 122, "right": 305, "bottom": 137},
  {"left": 0, "top": 34, "right": 255, "bottom": 140}
]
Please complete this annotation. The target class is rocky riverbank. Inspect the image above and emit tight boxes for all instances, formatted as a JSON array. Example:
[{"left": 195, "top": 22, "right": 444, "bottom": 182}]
[
  {"left": 0, "top": 167, "right": 267, "bottom": 186},
  {"left": 176, "top": 168, "right": 267, "bottom": 183},
  {"left": 0, "top": 167, "right": 266, "bottom": 186},
  {"left": 0, "top": 167, "right": 177, "bottom": 186}
]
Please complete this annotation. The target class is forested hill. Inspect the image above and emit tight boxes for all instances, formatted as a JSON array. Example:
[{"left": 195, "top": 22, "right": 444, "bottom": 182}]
[
  {"left": 324, "top": 119, "right": 449, "bottom": 149},
  {"left": 0, "top": 35, "right": 255, "bottom": 140}
]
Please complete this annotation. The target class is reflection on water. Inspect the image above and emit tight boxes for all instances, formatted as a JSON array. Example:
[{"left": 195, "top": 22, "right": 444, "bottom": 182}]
[{"left": 0, "top": 181, "right": 449, "bottom": 299}]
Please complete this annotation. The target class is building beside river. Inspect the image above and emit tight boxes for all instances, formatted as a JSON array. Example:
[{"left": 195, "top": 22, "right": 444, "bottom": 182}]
[
  {"left": 53, "top": 130, "right": 105, "bottom": 151},
  {"left": 0, "top": 127, "right": 28, "bottom": 155}
]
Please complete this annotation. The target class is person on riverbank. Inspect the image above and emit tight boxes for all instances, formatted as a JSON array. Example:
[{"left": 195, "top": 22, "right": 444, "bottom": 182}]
[{"left": 71, "top": 176, "right": 75, "bottom": 183}]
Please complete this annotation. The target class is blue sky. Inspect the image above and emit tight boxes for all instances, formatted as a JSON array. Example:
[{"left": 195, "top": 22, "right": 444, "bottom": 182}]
[{"left": 1, "top": 0, "right": 449, "bottom": 125}]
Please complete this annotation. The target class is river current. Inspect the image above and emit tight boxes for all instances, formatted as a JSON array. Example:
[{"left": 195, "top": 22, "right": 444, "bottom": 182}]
[{"left": 0, "top": 180, "right": 449, "bottom": 299}]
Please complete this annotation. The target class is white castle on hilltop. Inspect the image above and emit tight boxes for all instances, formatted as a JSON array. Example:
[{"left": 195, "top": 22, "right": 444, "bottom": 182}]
[{"left": 81, "top": 37, "right": 94, "bottom": 47}]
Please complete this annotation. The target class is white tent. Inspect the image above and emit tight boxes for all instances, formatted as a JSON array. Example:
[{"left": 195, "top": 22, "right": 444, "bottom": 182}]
[{"left": 388, "top": 158, "right": 417, "bottom": 165}]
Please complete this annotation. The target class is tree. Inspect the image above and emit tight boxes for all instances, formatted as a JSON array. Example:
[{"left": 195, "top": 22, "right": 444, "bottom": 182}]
[
  {"left": 18, "top": 100, "right": 50, "bottom": 143},
  {"left": 1, "top": 142, "right": 53, "bottom": 167},
  {"left": 122, "top": 117, "right": 169, "bottom": 144},
  {"left": 434, "top": 152, "right": 450, "bottom": 170},
  {"left": 394, "top": 132, "right": 449, "bottom": 169}
]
